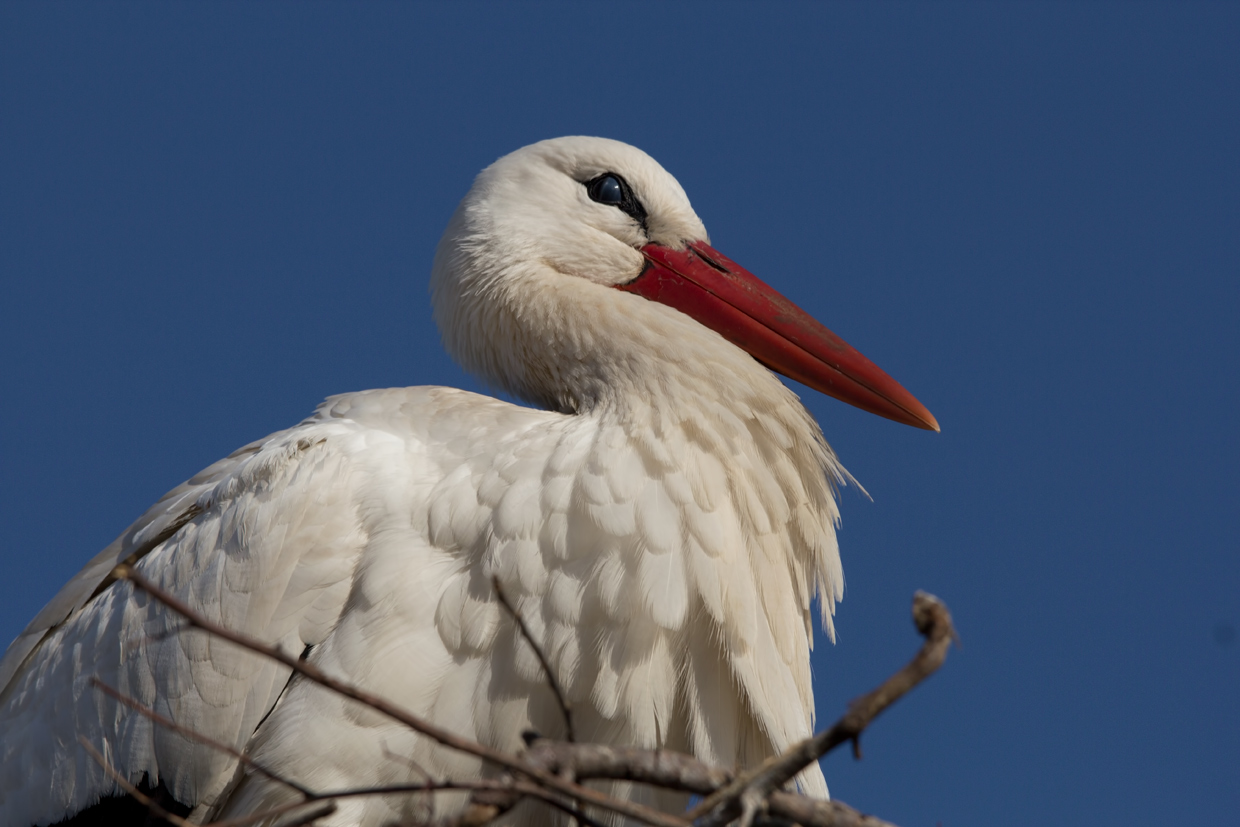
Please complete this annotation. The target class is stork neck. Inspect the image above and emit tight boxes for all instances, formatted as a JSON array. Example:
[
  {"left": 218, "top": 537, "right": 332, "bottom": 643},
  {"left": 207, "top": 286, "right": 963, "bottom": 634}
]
[{"left": 556, "top": 305, "right": 799, "bottom": 429}]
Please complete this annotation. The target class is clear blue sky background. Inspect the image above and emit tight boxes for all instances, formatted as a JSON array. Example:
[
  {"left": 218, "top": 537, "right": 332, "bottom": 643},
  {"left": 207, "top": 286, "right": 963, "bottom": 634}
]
[{"left": 1, "top": 3, "right": 1237, "bottom": 825}]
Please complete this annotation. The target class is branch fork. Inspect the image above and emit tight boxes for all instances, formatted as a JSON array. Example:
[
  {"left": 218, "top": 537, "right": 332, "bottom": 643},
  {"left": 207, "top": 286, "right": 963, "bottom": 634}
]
[{"left": 92, "top": 565, "right": 955, "bottom": 827}]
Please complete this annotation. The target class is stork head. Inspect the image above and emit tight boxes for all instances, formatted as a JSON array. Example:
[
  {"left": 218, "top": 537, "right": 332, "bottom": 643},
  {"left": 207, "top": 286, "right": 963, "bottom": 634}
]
[{"left": 431, "top": 136, "right": 937, "bottom": 430}]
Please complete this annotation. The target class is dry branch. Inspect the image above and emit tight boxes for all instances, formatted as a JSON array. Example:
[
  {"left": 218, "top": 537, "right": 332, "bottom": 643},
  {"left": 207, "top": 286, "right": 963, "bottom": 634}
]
[
  {"left": 90, "top": 677, "right": 313, "bottom": 797},
  {"left": 493, "top": 575, "right": 576, "bottom": 743},
  {"left": 78, "top": 735, "right": 200, "bottom": 827},
  {"left": 763, "top": 793, "right": 897, "bottom": 827},
  {"left": 207, "top": 799, "right": 339, "bottom": 827},
  {"left": 687, "top": 591, "right": 956, "bottom": 827},
  {"left": 113, "top": 564, "right": 685, "bottom": 827},
  {"left": 105, "top": 564, "right": 954, "bottom": 827},
  {"left": 509, "top": 739, "right": 896, "bottom": 827}
]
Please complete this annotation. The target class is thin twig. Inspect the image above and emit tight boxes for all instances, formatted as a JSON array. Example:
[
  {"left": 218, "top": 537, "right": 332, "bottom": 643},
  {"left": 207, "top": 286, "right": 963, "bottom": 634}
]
[
  {"left": 78, "top": 735, "right": 196, "bottom": 827},
  {"left": 686, "top": 591, "right": 957, "bottom": 826},
  {"left": 314, "top": 778, "right": 523, "bottom": 799},
  {"left": 109, "top": 562, "right": 945, "bottom": 827},
  {"left": 114, "top": 564, "right": 686, "bottom": 827},
  {"left": 492, "top": 575, "right": 575, "bottom": 743},
  {"left": 380, "top": 742, "right": 438, "bottom": 824},
  {"left": 444, "top": 778, "right": 609, "bottom": 827},
  {"left": 89, "top": 679, "right": 600, "bottom": 827},
  {"left": 517, "top": 739, "right": 894, "bottom": 827},
  {"left": 206, "top": 799, "right": 337, "bottom": 827},
  {"left": 492, "top": 574, "right": 580, "bottom": 827},
  {"left": 89, "top": 678, "right": 314, "bottom": 797},
  {"left": 254, "top": 803, "right": 337, "bottom": 827},
  {"left": 764, "top": 792, "right": 897, "bottom": 827},
  {"left": 213, "top": 777, "right": 605, "bottom": 827},
  {"left": 381, "top": 742, "right": 435, "bottom": 785}
]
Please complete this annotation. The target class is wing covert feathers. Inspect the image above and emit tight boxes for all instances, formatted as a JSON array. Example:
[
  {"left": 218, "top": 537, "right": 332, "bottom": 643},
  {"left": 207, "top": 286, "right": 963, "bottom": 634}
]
[{"left": 1, "top": 383, "right": 842, "bottom": 824}]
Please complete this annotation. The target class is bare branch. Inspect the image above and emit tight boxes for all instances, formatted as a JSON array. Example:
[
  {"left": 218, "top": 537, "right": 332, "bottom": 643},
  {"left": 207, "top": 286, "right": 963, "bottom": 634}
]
[
  {"left": 492, "top": 575, "right": 575, "bottom": 743},
  {"left": 107, "top": 564, "right": 950, "bottom": 827},
  {"left": 764, "top": 792, "right": 897, "bottom": 827},
  {"left": 379, "top": 742, "right": 440, "bottom": 824},
  {"left": 521, "top": 740, "right": 730, "bottom": 794},
  {"left": 77, "top": 735, "right": 197, "bottom": 827},
  {"left": 206, "top": 799, "right": 338, "bottom": 827},
  {"left": 253, "top": 803, "right": 338, "bottom": 827},
  {"left": 113, "top": 564, "right": 687, "bottom": 827},
  {"left": 687, "top": 591, "right": 957, "bottom": 826},
  {"left": 513, "top": 740, "right": 896, "bottom": 827},
  {"left": 246, "top": 777, "right": 606, "bottom": 827},
  {"left": 89, "top": 677, "right": 314, "bottom": 798},
  {"left": 445, "top": 780, "right": 608, "bottom": 827},
  {"left": 491, "top": 574, "right": 581, "bottom": 826},
  {"left": 381, "top": 742, "right": 435, "bottom": 784},
  {"left": 84, "top": 682, "right": 599, "bottom": 827}
]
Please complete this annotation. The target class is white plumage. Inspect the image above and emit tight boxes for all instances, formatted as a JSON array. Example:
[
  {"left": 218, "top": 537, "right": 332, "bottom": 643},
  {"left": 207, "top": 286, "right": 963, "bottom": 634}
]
[{"left": 0, "top": 137, "right": 933, "bottom": 826}]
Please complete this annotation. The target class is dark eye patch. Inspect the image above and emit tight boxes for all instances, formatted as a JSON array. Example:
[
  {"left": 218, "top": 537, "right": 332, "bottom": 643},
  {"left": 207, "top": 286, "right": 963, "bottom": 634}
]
[
  {"left": 584, "top": 172, "right": 648, "bottom": 232},
  {"left": 588, "top": 175, "right": 623, "bottom": 205}
]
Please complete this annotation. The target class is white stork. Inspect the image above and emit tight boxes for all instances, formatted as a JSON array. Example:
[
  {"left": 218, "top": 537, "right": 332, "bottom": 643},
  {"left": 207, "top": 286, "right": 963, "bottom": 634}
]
[{"left": 0, "top": 137, "right": 936, "bottom": 826}]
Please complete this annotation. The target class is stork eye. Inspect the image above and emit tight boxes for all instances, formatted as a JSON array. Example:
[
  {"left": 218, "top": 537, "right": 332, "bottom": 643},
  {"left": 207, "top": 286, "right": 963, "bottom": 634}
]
[
  {"left": 583, "top": 172, "right": 649, "bottom": 231},
  {"left": 588, "top": 175, "right": 624, "bottom": 205}
]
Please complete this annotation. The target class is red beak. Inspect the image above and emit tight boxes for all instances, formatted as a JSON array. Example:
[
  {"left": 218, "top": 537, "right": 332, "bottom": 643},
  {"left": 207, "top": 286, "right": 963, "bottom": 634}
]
[{"left": 617, "top": 241, "right": 939, "bottom": 431}]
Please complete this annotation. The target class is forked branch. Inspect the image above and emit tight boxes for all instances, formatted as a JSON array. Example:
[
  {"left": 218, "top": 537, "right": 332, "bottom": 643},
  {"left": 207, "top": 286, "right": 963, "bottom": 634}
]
[
  {"left": 106, "top": 564, "right": 955, "bottom": 827},
  {"left": 687, "top": 591, "right": 957, "bottom": 826},
  {"left": 112, "top": 564, "right": 684, "bottom": 827}
]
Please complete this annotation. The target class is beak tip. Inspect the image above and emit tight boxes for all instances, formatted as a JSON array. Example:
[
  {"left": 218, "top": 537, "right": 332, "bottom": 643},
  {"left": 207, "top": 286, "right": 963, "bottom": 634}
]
[
  {"left": 632, "top": 241, "right": 941, "bottom": 435},
  {"left": 899, "top": 402, "right": 939, "bottom": 432}
]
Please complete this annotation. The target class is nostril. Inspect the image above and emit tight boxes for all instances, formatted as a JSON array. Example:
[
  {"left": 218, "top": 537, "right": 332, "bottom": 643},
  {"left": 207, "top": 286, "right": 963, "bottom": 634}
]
[{"left": 691, "top": 247, "right": 730, "bottom": 274}]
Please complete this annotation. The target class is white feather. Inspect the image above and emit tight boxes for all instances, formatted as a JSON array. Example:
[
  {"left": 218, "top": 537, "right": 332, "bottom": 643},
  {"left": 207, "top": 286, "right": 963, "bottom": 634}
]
[{"left": 0, "top": 137, "right": 848, "bottom": 825}]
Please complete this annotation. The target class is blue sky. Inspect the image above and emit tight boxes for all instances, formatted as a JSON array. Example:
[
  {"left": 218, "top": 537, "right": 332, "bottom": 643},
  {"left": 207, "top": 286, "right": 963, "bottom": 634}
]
[{"left": 1, "top": 2, "right": 1237, "bottom": 824}]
